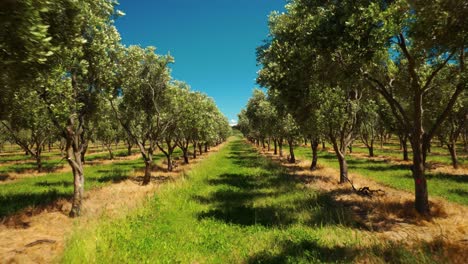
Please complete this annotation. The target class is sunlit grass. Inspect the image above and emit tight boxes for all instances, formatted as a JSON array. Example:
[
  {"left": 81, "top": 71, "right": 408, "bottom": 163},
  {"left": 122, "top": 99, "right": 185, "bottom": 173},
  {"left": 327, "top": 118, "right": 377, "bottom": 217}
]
[
  {"left": 294, "top": 146, "right": 468, "bottom": 205},
  {"left": 61, "top": 137, "right": 444, "bottom": 263},
  {"left": 0, "top": 147, "right": 182, "bottom": 217}
]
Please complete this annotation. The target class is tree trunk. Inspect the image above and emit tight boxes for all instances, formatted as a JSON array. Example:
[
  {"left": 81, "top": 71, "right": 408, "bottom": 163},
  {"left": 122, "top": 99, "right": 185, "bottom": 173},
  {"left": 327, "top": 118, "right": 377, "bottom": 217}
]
[
  {"left": 411, "top": 141, "right": 429, "bottom": 215},
  {"left": 348, "top": 145, "right": 353, "bottom": 153},
  {"left": 463, "top": 133, "right": 467, "bottom": 153},
  {"left": 142, "top": 160, "right": 152, "bottom": 185},
  {"left": 337, "top": 154, "right": 348, "bottom": 184},
  {"left": 68, "top": 143, "right": 85, "bottom": 217},
  {"left": 166, "top": 155, "right": 173, "bottom": 171},
  {"left": 331, "top": 140, "right": 348, "bottom": 184},
  {"left": 368, "top": 140, "right": 374, "bottom": 157},
  {"left": 204, "top": 142, "right": 208, "bottom": 153},
  {"left": 198, "top": 143, "right": 203, "bottom": 155},
  {"left": 108, "top": 148, "right": 114, "bottom": 160},
  {"left": 288, "top": 139, "right": 295, "bottom": 163},
  {"left": 36, "top": 153, "right": 42, "bottom": 172},
  {"left": 106, "top": 145, "right": 113, "bottom": 160},
  {"left": 400, "top": 135, "right": 409, "bottom": 161},
  {"left": 267, "top": 138, "right": 270, "bottom": 151},
  {"left": 273, "top": 139, "right": 277, "bottom": 155},
  {"left": 80, "top": 143, "right": 88, "bottom": 165},
  {"left": 69, "top": 164, "right": 84, "bottom": 217},
  {"left": 310, "top": 139, "right": 319, "bottom": 170},
  {"left": 183, "top": 149, "right": 189, "bottom": 164},
  {"left": 193, "top": 142, "right": 197, "bottom": 159},
  {"left": 126, "top": 141, "right": 132, "bottom": 156},
  {"left": 279, "top": 139, "right": 283, "bottom": 157},
  {"left": 410, "top": 87, "right": 430, "bottom": 215},
  {"left": 322, "top": 141, "right": 326, "bottom": 150},
  {"left": 447, "top": 143, "right": 458, "bottom": 169}
]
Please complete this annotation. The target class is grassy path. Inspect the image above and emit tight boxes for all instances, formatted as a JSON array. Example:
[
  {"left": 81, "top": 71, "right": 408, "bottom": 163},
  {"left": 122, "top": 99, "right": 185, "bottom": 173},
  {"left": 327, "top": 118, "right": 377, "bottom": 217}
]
[{"left": 63, "top": 137, "right": 436, "bottom": 263}]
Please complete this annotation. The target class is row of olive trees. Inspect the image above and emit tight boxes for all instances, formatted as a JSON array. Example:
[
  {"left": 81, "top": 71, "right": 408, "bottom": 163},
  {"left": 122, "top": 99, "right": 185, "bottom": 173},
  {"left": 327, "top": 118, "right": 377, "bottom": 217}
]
[
  {"left": 247, "top": 0, "right": 466, "bottom": 215},
  {"left": 0, "top": 0, "right": 230, "bottom": 217}
]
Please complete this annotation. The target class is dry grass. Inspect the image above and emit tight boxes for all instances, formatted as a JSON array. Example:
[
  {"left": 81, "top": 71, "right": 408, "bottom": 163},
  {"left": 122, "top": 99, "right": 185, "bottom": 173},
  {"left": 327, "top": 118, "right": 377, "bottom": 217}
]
[
  {"left": 0, "top": 143, "right": 226, "bottom": 263},
  {"left": 257, "top": 145, "right": 468, "bottom": 263},
  {"left": 0, "top": 154, "right": 141, "bottom": 185}
]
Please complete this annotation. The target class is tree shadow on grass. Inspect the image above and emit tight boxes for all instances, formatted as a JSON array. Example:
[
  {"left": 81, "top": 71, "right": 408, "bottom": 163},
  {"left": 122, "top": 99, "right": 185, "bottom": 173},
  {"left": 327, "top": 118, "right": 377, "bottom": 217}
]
[
  {"left": 2, "top": 162, "right": 65, "bottom": 174},
  {"left": 449, "top": 188, "right": 468, "bottom": 197},
  {"left": 248, "top": 239, "right": 356, "bottom": 263},
  {"left": 0, "top": 174, "right": 9, "bottom": 181},
  {"left": 194, "top": 141, "right": 356, "bottom": 228},
  {"left": 0, "top": 190, "right": 70, "bottom": 219},
  {"left": 0, "top": 168, "right": 132, "bottom": 219},
  {"left": 35, "top": 180, "right": 73, "bottom": 187},
  {"left": 247, "top": 237, "right": 443, "bottom": 264}
]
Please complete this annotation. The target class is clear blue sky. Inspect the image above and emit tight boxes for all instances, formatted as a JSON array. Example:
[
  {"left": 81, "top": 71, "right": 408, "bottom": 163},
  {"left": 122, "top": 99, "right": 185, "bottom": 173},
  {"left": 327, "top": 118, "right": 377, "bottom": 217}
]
[{"left": 115, "top": 0, "right": 285, "bottom": 125}]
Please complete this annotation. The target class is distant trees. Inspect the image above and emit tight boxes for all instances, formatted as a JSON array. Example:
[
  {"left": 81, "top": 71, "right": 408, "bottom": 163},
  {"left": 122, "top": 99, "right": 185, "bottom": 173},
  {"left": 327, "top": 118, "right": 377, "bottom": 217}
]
[
  {"left": 0, "top": 0, "right": 230, "bottom": 217},
  {"left": 0, "top": 90, "right": 54, "bottom": 172},
  {"left": 249, "top": 0, "right": 467, "bottom": 215}
]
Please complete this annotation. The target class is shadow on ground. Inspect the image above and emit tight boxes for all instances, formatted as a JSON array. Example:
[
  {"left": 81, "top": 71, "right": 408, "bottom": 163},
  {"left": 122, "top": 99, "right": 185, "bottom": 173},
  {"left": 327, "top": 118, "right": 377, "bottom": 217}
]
[{"left": 194, "top": 140, "right": 356, "bottom": 228}]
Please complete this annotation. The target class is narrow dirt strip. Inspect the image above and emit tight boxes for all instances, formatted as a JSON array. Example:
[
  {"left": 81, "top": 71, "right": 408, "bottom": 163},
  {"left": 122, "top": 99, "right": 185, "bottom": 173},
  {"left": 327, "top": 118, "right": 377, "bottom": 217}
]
[
  {"left": 0, "top": 142, "right": 227, "bottom": 264},
  {"left": 255, "top": 144, "right": 468, "bottom": 263}
]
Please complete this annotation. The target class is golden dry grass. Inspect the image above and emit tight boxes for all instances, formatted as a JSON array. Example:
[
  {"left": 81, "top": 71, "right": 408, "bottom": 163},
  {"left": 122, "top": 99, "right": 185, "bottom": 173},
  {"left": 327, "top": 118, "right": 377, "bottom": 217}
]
[
  {"left": 256, "top": 144, "right": 468, "bottom": 263},
  {"left": 0, "top": 143, "right": 226, "bottom": 263}
]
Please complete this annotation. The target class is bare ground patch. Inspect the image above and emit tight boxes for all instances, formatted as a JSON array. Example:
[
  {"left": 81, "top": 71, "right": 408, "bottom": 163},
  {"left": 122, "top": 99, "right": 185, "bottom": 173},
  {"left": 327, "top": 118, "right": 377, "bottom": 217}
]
[
  {"left": 256, "top": 145, "right": 468, "bottom": 264},
  {"left": 0, "top": 143, "right": 226, "bottom": 263}
]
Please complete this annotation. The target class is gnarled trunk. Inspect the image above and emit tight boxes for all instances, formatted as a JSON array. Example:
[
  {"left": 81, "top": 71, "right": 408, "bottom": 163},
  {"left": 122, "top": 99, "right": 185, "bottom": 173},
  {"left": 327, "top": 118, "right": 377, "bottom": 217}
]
[
  {"left": 67, "top": 140, "right": 85, "bottom": 217},
  {"left": 331, "top": 139, "right": 348, "bottom": 184}
]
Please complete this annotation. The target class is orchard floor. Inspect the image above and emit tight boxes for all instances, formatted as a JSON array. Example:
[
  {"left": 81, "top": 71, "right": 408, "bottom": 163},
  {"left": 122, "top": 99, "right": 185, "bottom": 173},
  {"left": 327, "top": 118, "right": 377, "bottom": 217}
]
[
  {"left": 0, "top": 145, "right": 220, "bottom": 263},
  {"left": 57, "top": 137, "right": 467, "bottom": 263}
]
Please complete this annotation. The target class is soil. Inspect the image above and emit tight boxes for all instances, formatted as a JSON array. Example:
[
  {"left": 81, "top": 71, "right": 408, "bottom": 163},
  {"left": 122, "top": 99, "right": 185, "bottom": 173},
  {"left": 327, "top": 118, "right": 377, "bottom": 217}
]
[
  {"left": 0, "top": 144, "right": 224, "bottom": 264},
  {"left": 257, "top": 145, "right": 468, "bottom": 264}
]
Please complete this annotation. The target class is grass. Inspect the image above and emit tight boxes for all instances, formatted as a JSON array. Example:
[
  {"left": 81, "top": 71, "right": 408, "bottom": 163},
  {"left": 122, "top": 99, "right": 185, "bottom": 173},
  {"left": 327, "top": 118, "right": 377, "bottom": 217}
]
[
  {"left": 348, "top": 141, "right": 466, "bottom": 166},
  {"left": 0, "top": 150, "right": 175, "bottom": 218},
  {"left": 0, "top": 149, "right": 139, "bottom": 174},
  {"left": 294, "top": 146, "right": 468, "bottom": 205},
  {"left": 61, "top": 137, "right": 445, "bottom": 263}
]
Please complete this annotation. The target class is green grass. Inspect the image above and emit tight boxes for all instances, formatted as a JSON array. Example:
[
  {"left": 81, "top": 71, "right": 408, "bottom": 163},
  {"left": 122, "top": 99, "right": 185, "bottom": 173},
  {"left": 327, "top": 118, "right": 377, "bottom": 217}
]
[
  {"left": 0, "top": 150, "right": 177, "bottom": 218},
  {"left": 62, "top": 137, "right": 444, "bottom": 263},
  {"left": 294, "top": 146, "right": 468, "bottom": 205},
  {"left": 0, "top": 148, "right": 139, "bottom": 174},
  {"left": 349, "top": 142, "right": 466, "bottom": 166}
]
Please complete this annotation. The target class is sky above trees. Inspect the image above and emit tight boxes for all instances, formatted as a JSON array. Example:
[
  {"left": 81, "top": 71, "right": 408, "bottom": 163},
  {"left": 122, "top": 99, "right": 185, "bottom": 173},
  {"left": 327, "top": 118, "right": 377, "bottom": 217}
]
[{"left": 115, "top": 0, "right": 285, "bottom": 125}]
